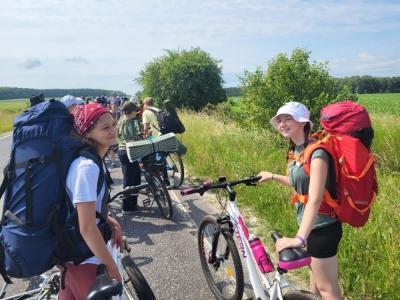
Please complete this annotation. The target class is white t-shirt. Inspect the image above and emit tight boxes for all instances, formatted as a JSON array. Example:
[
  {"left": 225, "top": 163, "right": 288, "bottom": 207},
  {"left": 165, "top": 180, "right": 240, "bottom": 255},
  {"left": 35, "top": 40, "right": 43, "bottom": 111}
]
[{"left": 66, "top": 156, "right": 107, "bottom": 265}]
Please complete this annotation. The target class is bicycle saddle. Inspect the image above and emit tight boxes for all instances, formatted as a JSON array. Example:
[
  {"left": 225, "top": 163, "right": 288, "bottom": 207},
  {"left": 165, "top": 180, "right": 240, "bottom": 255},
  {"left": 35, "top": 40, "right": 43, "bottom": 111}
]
[
  {"left": 87, "top": 265, "right": 123, "bottom": 300},
  {"left": 271, "top": 232, "right": 311, "bottom": 270}
]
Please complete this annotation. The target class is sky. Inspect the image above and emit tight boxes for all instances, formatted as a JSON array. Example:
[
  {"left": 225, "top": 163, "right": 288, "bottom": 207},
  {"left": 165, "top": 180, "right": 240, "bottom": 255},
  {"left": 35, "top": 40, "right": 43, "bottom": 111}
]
[{"left": 1, "top": 0, "right": 399, "bottom": 95}]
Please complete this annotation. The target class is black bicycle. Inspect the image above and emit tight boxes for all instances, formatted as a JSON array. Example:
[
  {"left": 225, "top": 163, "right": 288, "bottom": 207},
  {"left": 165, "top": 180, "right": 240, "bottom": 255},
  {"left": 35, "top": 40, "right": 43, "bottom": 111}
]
[{"left": 140, "top": 153, "right": 173, "bottom": 219}]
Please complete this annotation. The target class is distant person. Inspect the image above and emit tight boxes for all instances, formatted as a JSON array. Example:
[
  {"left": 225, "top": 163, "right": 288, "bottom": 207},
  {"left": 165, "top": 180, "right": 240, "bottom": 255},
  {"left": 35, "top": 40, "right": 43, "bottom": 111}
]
[
  {"left": 117, "top": 101, "right": 142, "bottom": 212},
  {"left": 61, "top": 95, "right": 83, "bottom": 113},
  {"left": 29, "top": 93, "right": 45, "bottom": 107},
  {"left": 108, "top": 98, "right": 122, "bottom": 167},
  {"left": 142, "top": 97, "right": 161, "bottom": 138}
]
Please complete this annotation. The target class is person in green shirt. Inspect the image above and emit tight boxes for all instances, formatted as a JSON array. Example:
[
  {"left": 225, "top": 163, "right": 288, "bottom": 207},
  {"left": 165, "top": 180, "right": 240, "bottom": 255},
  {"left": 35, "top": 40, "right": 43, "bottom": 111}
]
[{"left": 117, "top": 101, "right": 141, "bottom": 212}]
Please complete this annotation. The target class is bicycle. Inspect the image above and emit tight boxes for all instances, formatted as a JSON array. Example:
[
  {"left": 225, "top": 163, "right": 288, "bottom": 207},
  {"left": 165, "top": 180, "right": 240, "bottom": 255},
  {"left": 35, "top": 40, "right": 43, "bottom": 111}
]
[
  {"left": 181, "top": 176, "right": 320, "bottom": 300},
  {"left": 109, "top": 183, "right": 157, "bottom": 300},
  {"left": 165, "top": 151, "right": 184, "bottom": 189},
  {"left": 139, "top": 153, "right": 173, "bottom": 219}
]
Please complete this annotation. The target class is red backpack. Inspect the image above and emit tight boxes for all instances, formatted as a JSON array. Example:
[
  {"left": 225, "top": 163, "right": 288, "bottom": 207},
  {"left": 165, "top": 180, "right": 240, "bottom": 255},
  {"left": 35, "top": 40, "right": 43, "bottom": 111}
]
[{"left": 301, "top": 101, "right": 378, "bottom": 227}]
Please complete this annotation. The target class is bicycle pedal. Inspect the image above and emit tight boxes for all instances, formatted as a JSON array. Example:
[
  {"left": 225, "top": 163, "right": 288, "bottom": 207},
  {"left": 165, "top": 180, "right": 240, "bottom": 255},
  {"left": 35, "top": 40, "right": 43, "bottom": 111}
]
[{"left": 142, "top": 198, "right": 151, "bottom": 207}]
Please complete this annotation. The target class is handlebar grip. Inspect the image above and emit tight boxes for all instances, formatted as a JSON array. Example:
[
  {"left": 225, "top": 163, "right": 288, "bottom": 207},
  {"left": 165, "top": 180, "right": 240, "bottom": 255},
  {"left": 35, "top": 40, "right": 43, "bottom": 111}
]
[
  {"left": 253, "top": 175, "right": 262, "bottom": 182},
  {"left": 123, "top": 183, "right": 148, "bottom": 194},
  {"left": 180, "top": 187, "right": 203, "bottom": 196},
  {"left": 271, "top": 232, "right": 283, "bottom": 242},
  {"left": 180, "top": 182, "right": 211, "bottom": 196}
]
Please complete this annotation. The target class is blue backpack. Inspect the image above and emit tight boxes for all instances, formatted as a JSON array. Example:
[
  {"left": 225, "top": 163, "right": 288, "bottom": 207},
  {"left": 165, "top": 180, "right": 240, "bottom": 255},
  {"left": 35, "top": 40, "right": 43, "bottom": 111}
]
[{"left": 0, "top": 100, "right": 112, "bottom": 282}]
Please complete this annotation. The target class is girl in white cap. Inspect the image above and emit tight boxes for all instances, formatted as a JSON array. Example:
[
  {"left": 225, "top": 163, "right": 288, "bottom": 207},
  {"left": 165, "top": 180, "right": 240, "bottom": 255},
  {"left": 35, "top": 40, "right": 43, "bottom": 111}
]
[{"left": 258, "top": 102, "right": 342, "bottom": 300}]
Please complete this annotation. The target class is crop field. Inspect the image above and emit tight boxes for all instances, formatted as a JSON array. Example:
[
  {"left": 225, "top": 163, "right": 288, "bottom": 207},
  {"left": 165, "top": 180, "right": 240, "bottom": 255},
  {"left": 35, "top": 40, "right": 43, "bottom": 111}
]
[{"left": 0, "top": 100, "right": 29, "bottom": 134}]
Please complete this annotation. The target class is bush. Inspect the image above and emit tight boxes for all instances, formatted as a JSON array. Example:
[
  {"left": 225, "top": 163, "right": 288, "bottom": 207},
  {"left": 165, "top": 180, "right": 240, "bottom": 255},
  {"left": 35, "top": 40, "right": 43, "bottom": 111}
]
[{"left": 238, "top": 48, "right": 357, "bottom": 130}]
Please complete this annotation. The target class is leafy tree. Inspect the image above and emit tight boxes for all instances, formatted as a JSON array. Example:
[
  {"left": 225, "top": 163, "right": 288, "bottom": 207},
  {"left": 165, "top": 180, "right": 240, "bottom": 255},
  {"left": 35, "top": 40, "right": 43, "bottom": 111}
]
[
  {"left": 237, "top": 48, "right": 356, "bottom": 130},
  {"left": 137, "top": 48, "right": 227, "bottom": 110}
]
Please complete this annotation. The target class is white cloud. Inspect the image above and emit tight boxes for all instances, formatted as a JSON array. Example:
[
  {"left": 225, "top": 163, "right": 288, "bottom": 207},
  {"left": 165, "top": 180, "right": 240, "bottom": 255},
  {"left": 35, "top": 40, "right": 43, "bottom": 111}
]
[
  {"left": 0, "top": 0, "right": 399, "bottom": 92},
  {"left": 20, "top": 59, "right": 43, "bottom": 69}
]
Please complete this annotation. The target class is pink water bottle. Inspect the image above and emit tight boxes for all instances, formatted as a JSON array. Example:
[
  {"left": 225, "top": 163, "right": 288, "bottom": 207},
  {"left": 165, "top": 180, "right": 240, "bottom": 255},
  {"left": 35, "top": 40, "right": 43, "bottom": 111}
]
[{"left": 249, "top": 234, "right": 274, "bottom": 273}]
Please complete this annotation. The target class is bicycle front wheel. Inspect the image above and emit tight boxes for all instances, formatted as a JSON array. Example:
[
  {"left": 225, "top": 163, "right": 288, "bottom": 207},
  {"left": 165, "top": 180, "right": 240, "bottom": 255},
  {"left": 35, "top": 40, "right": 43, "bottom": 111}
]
[
  {"left": 121, "top": 255, "right": 156, "bottom": 300},
  {"left": 198, "top": 216, "right": 244, "bottom": 300},
  {"left": 149, "top": 175, "right": 173, "bottom": 219}
]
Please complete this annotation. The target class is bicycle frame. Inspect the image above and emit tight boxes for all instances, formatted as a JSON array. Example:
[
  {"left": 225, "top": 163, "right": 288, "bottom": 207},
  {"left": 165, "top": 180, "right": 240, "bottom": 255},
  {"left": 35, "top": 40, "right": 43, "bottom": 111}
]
[{"left": 222, "top": 197, "right": 295, "bottom": 300}]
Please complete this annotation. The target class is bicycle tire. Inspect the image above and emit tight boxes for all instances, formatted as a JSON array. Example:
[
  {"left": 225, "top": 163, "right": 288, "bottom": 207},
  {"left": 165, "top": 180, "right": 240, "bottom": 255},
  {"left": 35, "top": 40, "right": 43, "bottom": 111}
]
[
  {"left": 283, "top": 290, "right": 321, "bottom": 300},
  {"left": 165, "top": 152, "right": 184, "bottom": 188},
  {"left": 198, "top": 216, "right": 244, "bottom": 300},
  {"left": 149, "top": 175, "right": 173, "bottom": 219},
  {"left": 121, "top": 255, "right": 156, "bottom": 300}
]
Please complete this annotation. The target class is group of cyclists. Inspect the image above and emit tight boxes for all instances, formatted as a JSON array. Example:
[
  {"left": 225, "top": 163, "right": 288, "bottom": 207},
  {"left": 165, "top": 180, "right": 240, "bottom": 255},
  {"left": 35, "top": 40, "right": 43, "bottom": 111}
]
[{"left": 26, "top": 93, "right": 344, "bottom": 299}]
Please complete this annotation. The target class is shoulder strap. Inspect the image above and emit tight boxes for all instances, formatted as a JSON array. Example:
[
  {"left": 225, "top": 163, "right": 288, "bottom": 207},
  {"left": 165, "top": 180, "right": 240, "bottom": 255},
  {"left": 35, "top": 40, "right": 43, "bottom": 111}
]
[
  {"left": 302, "top": 134, "right": 337, "bottom": 177},
  {"left": 79, "top": 148, "right": 105, "bottom": 196},
  {"left": 146, "top": 108, "right": 161, "bottom": 131}
]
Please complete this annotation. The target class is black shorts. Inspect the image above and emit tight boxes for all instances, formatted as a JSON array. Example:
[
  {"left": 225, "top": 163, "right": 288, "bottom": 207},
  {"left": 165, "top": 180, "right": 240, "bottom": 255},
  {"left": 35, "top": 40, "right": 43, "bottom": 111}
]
[{"left": 307, "top": 222, "right": 342, "bottom": 258}]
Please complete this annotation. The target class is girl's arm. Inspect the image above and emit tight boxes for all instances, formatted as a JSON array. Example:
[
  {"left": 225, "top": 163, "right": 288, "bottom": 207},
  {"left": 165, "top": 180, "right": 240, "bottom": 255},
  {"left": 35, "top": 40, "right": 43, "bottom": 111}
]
[
  {"left": 77, "top": 202, "right": 122, "bottom": 282},
  {"left": 257, "top": 171, "right": 292, "bottom": 186},
  {"left": 275, "top": 157, "right": 328, "bottom": 251}
]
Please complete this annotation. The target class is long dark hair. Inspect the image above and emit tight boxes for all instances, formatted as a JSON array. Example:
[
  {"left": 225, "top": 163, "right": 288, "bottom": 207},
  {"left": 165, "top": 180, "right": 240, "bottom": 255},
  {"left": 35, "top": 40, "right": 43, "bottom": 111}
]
[{"left": 286, "top": 122, "right": 311, "bottom": 161}]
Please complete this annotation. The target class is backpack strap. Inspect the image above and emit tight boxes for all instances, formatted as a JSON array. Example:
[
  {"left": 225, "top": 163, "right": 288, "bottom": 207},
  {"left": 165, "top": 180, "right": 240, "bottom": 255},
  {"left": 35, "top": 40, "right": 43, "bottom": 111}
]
[{"left": 147, "top": 108, "right": 161, "bottom": 132}]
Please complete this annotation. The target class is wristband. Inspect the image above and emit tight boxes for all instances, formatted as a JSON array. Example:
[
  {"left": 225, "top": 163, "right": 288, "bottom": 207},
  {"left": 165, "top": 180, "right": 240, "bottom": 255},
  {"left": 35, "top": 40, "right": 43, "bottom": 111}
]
[
  {"left": 271, "top": 174, "right": 275, "bottom": 180},
  {"left": 295, "top": 235, "right": 307, "bottom": 248}
]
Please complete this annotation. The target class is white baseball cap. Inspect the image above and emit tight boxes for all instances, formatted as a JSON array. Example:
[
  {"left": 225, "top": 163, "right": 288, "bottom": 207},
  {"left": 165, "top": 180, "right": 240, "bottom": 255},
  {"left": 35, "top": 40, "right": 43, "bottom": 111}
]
[
  {"left": 270, "top": 101, "right": 313, "bottom": 130},
  {"left": 61, "top": 95, "right": 83, "bottom": 108}
]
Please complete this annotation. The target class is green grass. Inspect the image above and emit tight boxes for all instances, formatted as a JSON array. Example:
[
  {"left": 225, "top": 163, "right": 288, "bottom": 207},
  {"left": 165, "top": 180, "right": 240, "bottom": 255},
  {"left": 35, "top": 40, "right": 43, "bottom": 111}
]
[
  {"left": 358, "top": 93, "right": 400, "bottom": 116},
  {"left": 0, "top": 100, "right": 29, "bottom": 133},
  {"left": 180, "top": 93, "right": 400, "bottom": 299}
]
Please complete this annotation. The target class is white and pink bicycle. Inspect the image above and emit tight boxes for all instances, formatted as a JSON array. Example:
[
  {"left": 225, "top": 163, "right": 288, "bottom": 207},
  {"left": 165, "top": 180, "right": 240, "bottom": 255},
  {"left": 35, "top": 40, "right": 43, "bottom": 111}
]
[{"left": 181, "top": 176, "right": 320, "bottom": 300}]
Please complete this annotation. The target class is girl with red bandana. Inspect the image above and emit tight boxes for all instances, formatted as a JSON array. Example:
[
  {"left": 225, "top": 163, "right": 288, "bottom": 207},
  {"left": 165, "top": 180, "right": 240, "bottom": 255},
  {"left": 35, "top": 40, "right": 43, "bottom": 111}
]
[{"left": 59, "top": 103, "right": 123, "bottom": 300}]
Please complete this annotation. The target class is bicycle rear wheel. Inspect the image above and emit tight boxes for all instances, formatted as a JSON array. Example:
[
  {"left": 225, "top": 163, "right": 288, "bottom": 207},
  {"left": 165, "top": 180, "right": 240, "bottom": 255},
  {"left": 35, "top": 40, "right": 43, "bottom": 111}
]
[
  {"left": 198, "top": 216, "right": 244, "bottom": 300},
  {"left": 165, "top": 152, "right": 184, "bottom": 188},
  {"left": 149, "top": 175, "right": 173, "bottom": 219},
  {"left": 121, "top": 255, "right": 156, "bottom": 300}
]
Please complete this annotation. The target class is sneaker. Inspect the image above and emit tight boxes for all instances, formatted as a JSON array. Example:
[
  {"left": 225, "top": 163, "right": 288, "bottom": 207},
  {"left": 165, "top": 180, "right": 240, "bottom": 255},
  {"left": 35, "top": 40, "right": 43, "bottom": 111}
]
[{"left": 122, "top": 204, "right": 139, "bottom": 214}]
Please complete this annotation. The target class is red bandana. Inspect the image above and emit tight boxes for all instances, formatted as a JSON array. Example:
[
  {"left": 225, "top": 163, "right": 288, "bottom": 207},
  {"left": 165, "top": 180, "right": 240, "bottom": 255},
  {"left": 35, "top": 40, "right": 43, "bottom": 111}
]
[{"left": 72, "top": 103, "right": 110, "bottom": 135}]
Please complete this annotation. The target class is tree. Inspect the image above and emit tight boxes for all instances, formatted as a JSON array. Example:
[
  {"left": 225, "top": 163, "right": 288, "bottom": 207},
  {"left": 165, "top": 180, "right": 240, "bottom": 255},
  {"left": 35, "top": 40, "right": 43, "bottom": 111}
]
[
  {"left": 137, "top": 48, "right": 227, "bottom": 110},
  {"left": 237, "top": 48, "right": 356, "bottom": 130}
]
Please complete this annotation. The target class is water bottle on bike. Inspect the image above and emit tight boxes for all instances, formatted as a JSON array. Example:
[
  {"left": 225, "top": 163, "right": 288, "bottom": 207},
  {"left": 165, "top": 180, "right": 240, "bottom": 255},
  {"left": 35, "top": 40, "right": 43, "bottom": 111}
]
[{"left": 248, "top": 234, "right": 274, "bottom": 273}]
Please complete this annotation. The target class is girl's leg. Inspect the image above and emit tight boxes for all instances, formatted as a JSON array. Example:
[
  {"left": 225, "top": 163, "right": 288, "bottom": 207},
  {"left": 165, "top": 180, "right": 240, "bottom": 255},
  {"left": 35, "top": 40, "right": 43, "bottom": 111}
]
[
  {"left": 309, "top": 255, "right": 342, "bottom": 300},
  {"left": 309, "top": 267, "right": 321, "bottom": 296}
]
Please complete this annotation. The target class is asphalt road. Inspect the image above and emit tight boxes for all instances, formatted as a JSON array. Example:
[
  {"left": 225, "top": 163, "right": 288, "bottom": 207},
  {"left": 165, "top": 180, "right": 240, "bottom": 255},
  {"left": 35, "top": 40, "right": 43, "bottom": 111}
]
[{"left": 0, "top": 132, "right": 220, "bottom": 299}]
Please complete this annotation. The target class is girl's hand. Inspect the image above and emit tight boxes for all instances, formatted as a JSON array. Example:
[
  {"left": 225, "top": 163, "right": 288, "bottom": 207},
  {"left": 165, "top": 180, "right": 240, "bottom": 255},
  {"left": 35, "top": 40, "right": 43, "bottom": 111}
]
[
  {"left": 111, "top": 222, "right": 123, "bottom": 249},
  {"left": 257, "top": 171, "right": 274, "bottom": 182},
  {"left": 107, "top": 216, "right": 123, "bottom": 249},
  {"left": 275, "top": 236, "right": 303, "bottom": 252},
  {"left": 106, "top": 262, "right": 122, "bottom": 282}
]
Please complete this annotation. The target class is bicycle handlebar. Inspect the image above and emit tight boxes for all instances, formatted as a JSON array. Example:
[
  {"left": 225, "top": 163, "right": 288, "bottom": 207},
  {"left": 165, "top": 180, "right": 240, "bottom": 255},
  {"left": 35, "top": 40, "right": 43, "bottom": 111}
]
[
  {"left": 180, "top": 176, "right": 262, "bottom": 196},
  {"left": 111, "top": 183, "right": 149, "bottom": 201}
]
